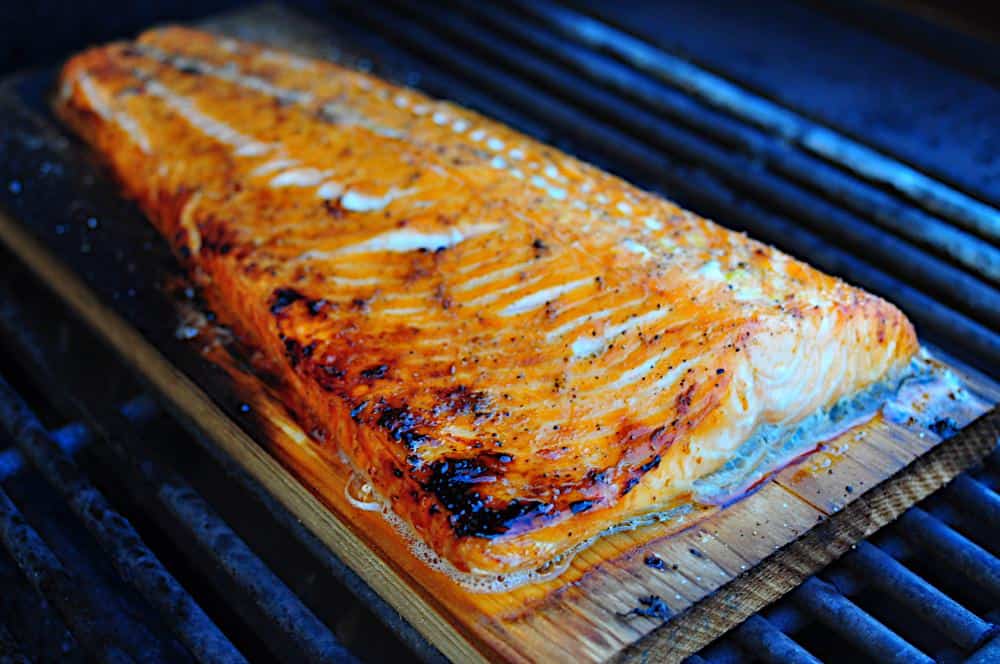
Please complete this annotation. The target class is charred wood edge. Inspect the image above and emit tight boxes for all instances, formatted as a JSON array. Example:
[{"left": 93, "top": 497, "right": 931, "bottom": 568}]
[{"left": 617, "top": 407, "right": 1000, "bottom": 663}]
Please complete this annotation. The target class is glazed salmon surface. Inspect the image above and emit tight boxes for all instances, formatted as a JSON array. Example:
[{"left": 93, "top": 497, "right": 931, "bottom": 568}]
[{"left": 56, "top": 28, "right": 918, "bottom": 582}]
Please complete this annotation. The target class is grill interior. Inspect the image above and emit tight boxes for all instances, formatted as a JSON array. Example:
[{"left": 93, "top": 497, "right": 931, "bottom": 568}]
[{"left": 0, "top": 1, "right": 998, "bottom": 662}]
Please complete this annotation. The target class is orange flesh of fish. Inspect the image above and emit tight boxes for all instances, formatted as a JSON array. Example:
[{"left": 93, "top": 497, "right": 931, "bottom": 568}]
[{"left": 55, "top": 28, "right": 918, "bottom": 582}]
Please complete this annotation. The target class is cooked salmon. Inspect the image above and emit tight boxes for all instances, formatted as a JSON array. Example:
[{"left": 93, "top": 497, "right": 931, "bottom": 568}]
[{"left": 55, "top": 27, "right": 918, "bottom": 586}]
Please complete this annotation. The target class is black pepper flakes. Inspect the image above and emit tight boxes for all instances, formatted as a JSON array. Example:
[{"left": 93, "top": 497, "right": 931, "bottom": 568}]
[
  {"left": 620, "top": 596, "right": 672, "bottom": 622},
  {"left": 644, "top": 554, "right": 667, "bottom": 570}
]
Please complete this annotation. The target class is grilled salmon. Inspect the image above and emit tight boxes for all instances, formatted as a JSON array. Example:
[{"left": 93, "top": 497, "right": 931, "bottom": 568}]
[{"left": 55, "top": 27, "right": 918, "bottom": 588}]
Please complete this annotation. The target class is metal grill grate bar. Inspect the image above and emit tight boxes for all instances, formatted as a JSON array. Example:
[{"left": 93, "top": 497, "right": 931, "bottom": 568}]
[
  {"left": 0, "top": 484, "right": 155, "bottom": 662},
  {"left": 692, "top": 477, "right": 1000, "bottom": 663},
  {"left": 969, "top": 633, "right": 1000, "bottom": 663},
  {"left": 0, "top": 291, "right": 361, "bottom": 662},
  {"left": 731, "top": 615, "right": 821, "bottom": 664},
  {"left": 791, "top": 576, "right": 933, "bottom": 663},
  {"left": 0, "top": 374, "right": 245, "bottom": 663},
  {"left": 0, "top": 267, "right": 443, "bottom": 664},
  {"left": 947, "top": 475, "right": 1000, "bottom": 531},
  {"left": 932, "top": 494, "right": 1000, "bottom": 553},
  {"left": 900, "top": 508, "right": 1000, "bottom": 601},
  {"left": 117, "top": 406, "right": 359, "bottom": 664},
  {"left": 0, "top": 397, "right": 155, "bottom": 483},
  {"left": 845, "top": 541, "right": 993, "bottom": 650},
  {"left": 1, "top": 398, "right": 357, "bottom": 664}
]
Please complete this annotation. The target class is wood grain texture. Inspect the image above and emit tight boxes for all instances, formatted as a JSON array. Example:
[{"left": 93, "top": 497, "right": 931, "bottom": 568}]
[{"left": 0, "top": 6, "right": 996, "bottom": 662}]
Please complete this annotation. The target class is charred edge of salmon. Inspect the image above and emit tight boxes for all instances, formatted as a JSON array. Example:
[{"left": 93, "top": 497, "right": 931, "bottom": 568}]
[{"left": 267, "top": 286, "right": 686, "bottom": 541}]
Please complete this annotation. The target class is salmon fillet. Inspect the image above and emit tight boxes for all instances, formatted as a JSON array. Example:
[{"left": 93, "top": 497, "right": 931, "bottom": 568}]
[{"left": 55, "top": 27, "right": 918, "bottom": 586}]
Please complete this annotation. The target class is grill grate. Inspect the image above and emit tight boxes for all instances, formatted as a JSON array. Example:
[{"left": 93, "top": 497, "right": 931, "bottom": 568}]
[{"left": 0, "top": 1, "right": 998, "bottom": 662}]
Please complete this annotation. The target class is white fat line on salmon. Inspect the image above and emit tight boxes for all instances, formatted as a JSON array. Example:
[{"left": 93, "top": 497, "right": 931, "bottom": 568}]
[
  {"left": 452, "top": 248, "right": 515, "bottom": 276},
  {"left": 459, "top": 273, "right": 547, "bottom": 309},
  {"left": 325, "top": 275, "right": 383, "bottom": 287},
  {"left": 270, "top": 168, "right": 332, "bottom": 188},
  {"left": 385, "top": 288, "right": 436, "bottom": 301},
  {"left": 569, "top": 307, "right": 670, "bottom": 358},
  {"left": 499, "top": 278, "right": 593, "bottom": 316},
  {"left": 137, "top": 44, "right": 314, "bottom": 105},
  {"left": 257, "top": 48, "right": 314, "bottom": 71},
  {"left": 621, "top": 238, "right": 653, "bottom": 259},
  {"left": 498, "top": 334, "right": 671, "bottom": 397},
  {"left": 562, "top": 320, "right": 716, "bottom": 397},
  {"left": 564, "top": 342, "right": 689, "bottom": 399},
  {"left": 233, "top": 143, "right": 275, "bottom": 157},
  {"left": 75, "top": 73, "right": 152, "bottom": 153},
  {"left": 340, "top": 188, "right": 416, "bottom": 212},
  {"left": 143, "top": 79, "right": 275, "bottom": 156},
  {"left": 543, "top": 297, "right": 641, "bottom": 342},
  {"left": 316, "top": 181, "right": 345, "bottom": 200},
  {"left": 581, "top": 360, "right": 693, "bottom": 421},
  {"left": 379, "top": 307, "right": 427, "bottom": 317},
  {"left": 529, "top": 174, "right": 567, "bottom": 200},
  {"left": 453, "top": 263, "right": 538, "bottom": 293},
  {"left": 543, "top": 164, "right": 567, "bottom": 182},
  {"left": 330, "top": 222, "right": 500, "bottom": 255},
  {"left": 252, "top": 158, "right": 300, "bottom": 176},
  {"left": 600, "top": 347, "right": 684, "bottom": 391}
]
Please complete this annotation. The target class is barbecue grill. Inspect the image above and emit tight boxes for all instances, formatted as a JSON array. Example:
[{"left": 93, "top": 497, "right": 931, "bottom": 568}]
[{"left": 0, "top": 1, "right": 997, "bottom": 662}]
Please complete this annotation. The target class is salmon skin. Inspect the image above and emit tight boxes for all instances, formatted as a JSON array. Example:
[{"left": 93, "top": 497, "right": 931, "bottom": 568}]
[{"left": 55, "top": 28, "right": 917, "bottom": 588}]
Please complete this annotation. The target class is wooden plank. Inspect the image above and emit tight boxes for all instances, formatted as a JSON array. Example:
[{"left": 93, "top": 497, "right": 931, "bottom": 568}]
[{"left": 0, "top": 7, "right": 996, "bottom": 661}]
